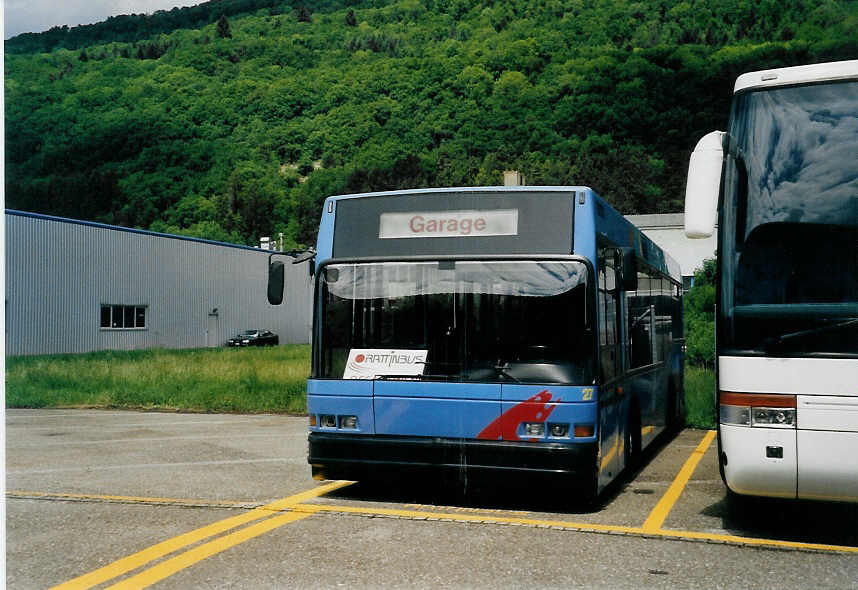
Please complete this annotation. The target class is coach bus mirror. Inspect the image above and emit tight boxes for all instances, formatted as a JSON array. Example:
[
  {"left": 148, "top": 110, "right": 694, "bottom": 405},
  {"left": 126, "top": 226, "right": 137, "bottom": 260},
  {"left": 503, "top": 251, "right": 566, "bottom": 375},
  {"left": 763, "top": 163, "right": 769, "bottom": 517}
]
[
  {"left": 684, "top": 130, "right": 725, "bottom": 239},
  {"left": 619, "top": 247, "right": 638, "bottom": 292},
  {"left": 267, "top": 259, "right": 285, "bottom": 305}
]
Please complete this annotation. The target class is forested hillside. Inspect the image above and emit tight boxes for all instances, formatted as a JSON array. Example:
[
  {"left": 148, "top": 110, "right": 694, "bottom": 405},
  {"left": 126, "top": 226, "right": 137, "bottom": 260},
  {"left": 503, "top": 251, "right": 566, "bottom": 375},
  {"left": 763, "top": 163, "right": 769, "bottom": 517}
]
[
  {"left": 6, "top": 0, "right": 857, "bottom": 247},
  {"left": 5, "top": 0, "right": 359, "bottom": 54}
]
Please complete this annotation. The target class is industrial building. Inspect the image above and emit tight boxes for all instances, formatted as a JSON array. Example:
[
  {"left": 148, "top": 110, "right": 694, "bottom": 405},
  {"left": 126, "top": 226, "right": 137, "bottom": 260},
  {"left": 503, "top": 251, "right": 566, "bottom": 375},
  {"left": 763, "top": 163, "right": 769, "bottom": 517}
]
[
  {"left": 4, "top": 209, "right": 712, "bottom": 357},
  {"left": 625, "top": 213, "right": 716, "bottom": 290},
  {"left": 5, "top": 210, "right": 313, "bottom": 356}
]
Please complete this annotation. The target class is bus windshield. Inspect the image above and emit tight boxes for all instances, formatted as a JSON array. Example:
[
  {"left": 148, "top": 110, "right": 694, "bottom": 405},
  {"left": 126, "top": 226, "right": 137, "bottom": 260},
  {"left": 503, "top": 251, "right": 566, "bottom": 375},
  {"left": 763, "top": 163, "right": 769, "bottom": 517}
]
[
  {"left": 317, "top": 260, "right": 595, "bottom": 383},
  {"left": 721, "top": 80, "right": 858, "bottom": 356}
]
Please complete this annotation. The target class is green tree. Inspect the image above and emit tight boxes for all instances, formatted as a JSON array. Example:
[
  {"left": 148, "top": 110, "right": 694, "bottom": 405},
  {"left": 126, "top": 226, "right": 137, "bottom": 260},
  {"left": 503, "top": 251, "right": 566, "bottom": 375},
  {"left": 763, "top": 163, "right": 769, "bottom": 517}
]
[
  {"left": 217, "top": 15, "right": 232, "bottom": 39},
  {"left": 685, "top": 258, "right": 717, "bottom": 367},
  {"left": 296, "top": 6, "right": 312, "bottom": 23},
  {"left": 5, "top": 0, "right": 856, "bottom": 249}
]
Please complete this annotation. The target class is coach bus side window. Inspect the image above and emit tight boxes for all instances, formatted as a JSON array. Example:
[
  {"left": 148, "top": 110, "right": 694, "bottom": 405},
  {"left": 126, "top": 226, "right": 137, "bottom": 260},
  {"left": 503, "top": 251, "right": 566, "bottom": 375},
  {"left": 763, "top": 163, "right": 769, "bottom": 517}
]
[{"left": 598, "top": 249, "right": 619, "bottom": 381}]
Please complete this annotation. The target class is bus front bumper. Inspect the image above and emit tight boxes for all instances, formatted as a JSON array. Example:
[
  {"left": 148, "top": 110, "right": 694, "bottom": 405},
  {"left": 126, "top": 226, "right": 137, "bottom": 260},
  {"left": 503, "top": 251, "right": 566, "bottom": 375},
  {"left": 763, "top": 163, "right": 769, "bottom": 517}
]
[{"left": 308, "top": 432, "right": 598, "bottom": 488}]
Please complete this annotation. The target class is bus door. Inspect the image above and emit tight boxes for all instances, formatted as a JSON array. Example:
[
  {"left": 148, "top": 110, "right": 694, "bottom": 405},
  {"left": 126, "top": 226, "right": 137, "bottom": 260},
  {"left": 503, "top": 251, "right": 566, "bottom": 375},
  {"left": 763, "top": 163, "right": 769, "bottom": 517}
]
[
  {"left": 598, "top": 247, "right": 623, "bottom": 485},
  {"left": 625, "top": 267, "right": 661, "bottom": 448}
]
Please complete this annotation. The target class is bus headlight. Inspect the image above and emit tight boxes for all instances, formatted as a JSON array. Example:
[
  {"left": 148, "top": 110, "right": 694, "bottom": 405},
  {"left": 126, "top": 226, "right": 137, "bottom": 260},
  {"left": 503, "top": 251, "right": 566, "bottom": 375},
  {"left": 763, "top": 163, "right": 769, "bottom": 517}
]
[
  {"left": 339, "top": 415, "right": 358, "bottom": 429},
  {"left": 320, "top": 414, "right": 337, "bottom": 428},
  {"left": 548, "top": 423, "right": 569, "bottom": 438},
  {"left": 719, "top": 392, "right": 796, "bottom": 429},
  {"left": 523, "top": 422, "right": 545, "bottom": 437}
]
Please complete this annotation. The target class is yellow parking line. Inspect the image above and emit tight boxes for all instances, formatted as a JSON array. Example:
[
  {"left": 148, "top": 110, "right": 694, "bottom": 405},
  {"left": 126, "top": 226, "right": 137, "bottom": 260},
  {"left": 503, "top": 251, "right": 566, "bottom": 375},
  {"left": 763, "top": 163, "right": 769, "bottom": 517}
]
[
  {"left": 641, "top": 429, "right": 716, "bottom": 532},
  {"left": 49, "top": 481, "right": 352, "bottom": 590},
  {"left": 50, "top": 510, "right": 270, "bottom": 590},
  {"left": 296, "top": 503, "right": 644, "bottom": 534},
  {"left": 8, "top": 490, "right": 252, "bottom": 508},
  {"left": 106, "top": 508, "right": 321, "bottom": 590},
  {"left": 294, "top": 501, "right": 858, "bottom": 554},
  {"left": 655, "top": 528, "right": 858, "bottom": 553}
]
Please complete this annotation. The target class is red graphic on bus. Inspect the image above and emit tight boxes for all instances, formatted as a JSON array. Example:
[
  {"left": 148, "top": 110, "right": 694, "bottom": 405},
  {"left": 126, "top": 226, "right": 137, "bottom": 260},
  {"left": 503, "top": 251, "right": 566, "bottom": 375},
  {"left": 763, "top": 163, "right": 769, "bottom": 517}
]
[{"left": 477, "top": 390, "right": 557, "bottom": 441}]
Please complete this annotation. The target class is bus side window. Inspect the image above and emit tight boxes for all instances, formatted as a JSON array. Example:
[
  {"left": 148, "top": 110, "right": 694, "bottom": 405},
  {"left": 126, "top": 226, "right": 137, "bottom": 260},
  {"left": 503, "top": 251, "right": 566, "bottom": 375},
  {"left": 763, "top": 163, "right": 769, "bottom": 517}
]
[
  {"left": 598, "top": 248, "right": 619, "bottom": 381},
  {"left": 628, "top": 265, "right": 655, "bottom": 369}
]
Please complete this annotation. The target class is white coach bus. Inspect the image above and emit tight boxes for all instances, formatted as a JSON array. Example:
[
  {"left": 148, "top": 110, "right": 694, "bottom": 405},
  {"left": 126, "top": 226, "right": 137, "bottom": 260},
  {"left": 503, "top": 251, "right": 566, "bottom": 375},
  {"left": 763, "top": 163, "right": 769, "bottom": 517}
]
[{"left": 684, "top": 60, "right": 858, "bottom": 501}]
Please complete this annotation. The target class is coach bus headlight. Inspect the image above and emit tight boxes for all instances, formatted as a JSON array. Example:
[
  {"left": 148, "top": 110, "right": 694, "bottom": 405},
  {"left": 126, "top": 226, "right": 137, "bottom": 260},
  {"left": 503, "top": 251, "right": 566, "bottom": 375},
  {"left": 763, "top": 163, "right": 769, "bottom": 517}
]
[
  {"left": 751, "top": 408, "right": 795, "bottom": 428},
  {"left": 524, "top": 422, "right": 545, "bottom": 437},
  {"left": 339, "top": 415, "right": 358, "bottom": 429},
  {"left": 320, "top": 414, "right": 337, "bottom": 428},
  {"left": 719, "top": 392, "right": 796, "bottom": 428}
]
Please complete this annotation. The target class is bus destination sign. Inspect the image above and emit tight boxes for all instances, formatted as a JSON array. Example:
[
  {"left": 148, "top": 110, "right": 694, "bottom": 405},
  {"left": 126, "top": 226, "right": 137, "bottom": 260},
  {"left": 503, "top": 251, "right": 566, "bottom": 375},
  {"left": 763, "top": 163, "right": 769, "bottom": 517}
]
[
  {"left": 379, "top": 209, "right": 519, "bottom": 239},
  {"left": 343, "top": 349, "right": 429, "bottom": 379}
]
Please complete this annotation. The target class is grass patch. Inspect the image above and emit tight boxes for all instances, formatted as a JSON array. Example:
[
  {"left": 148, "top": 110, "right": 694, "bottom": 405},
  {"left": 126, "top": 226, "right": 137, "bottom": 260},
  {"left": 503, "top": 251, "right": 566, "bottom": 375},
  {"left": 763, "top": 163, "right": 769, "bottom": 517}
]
[
  {"left": 684, "top": 365, "right": 716, "bottom": 429},
  {"left": 6, "top": 345, "right": 311, "bottom": 413},
  {"left": 8, "top": 346, "right": 718, "bottom": 429}
]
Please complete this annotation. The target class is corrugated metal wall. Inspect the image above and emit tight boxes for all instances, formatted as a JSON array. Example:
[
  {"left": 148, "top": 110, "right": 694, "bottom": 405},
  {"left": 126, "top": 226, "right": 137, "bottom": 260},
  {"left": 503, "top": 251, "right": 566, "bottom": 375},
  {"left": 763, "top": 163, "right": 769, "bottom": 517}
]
[{"left": 5, "top": 212, "right": 314, "bottom": 355}]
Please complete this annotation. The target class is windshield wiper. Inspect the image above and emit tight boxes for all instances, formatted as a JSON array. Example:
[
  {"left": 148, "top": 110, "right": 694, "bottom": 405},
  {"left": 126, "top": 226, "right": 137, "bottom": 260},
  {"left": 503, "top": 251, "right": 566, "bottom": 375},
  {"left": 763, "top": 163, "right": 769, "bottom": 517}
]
[
  {"left": 373, "top": 373, "right": 454, "bottom": 381},
  {"left": 493, "top": 362, "right": 521, "bottom": 383},
  {"left": 762, "top": 318, "right": 858, "bottom": 350}
]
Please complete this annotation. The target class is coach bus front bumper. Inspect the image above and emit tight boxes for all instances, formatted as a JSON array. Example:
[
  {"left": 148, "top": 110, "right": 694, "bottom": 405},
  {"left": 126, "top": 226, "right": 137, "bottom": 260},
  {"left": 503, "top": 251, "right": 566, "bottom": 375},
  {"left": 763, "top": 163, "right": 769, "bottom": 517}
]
[{"left": 308, "top": 432, "right": 598, "bottom": 488}]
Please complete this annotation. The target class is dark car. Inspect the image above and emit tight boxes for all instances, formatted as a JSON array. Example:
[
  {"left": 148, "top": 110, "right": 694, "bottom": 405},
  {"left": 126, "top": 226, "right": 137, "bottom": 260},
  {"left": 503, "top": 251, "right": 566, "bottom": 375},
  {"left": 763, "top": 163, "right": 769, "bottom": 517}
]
[{"left": 227, "top": 329, "right": 279, "bottom": 347}]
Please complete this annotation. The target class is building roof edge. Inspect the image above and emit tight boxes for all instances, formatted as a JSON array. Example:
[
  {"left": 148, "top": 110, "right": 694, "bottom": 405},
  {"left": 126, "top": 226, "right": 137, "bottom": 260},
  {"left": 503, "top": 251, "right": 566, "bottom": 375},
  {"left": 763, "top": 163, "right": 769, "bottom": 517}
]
[{"left": 5, "top": 209, "right": 272, "bottom": 254}]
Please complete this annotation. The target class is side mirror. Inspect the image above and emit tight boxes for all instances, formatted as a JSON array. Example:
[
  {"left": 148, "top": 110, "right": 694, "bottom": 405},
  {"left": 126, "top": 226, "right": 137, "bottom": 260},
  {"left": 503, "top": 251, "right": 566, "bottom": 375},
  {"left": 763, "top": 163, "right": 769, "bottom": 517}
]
[
  {"left": 684, "top": 130, "right": 725, "bottom": 239},
  {"left": 292, "top": 250, "right": 315, "bottom": 265},
  {"left": 267, "top": 259, "right": 285, "bottom": 305},
  {"left": 619, "top": 247, "right": 638, "bottom": 292},
  {"left": 292, "top": 249, "right": 316, "bottom": 277}
]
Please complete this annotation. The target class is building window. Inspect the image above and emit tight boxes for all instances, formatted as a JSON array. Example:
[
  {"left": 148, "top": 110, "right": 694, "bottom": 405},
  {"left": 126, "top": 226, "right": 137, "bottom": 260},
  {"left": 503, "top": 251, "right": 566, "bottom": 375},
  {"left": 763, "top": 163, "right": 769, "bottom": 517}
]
[{"left": 101, "top": 305, "right": 147, "bottom": 329}]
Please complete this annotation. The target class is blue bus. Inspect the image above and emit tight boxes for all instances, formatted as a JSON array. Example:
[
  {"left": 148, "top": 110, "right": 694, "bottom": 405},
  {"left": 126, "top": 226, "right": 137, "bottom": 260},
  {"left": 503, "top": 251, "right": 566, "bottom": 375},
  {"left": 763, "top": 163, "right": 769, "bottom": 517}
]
[{"left": 271, "top": 186, "right": 684, "bottom": 497}]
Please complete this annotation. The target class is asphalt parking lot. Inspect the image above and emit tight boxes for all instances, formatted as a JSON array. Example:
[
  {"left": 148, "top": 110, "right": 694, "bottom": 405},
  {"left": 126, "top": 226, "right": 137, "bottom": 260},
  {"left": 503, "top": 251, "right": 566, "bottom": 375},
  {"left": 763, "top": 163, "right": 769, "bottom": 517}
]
[{"left": 6, "top": 409, "right": 858, "bottom": 589}]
